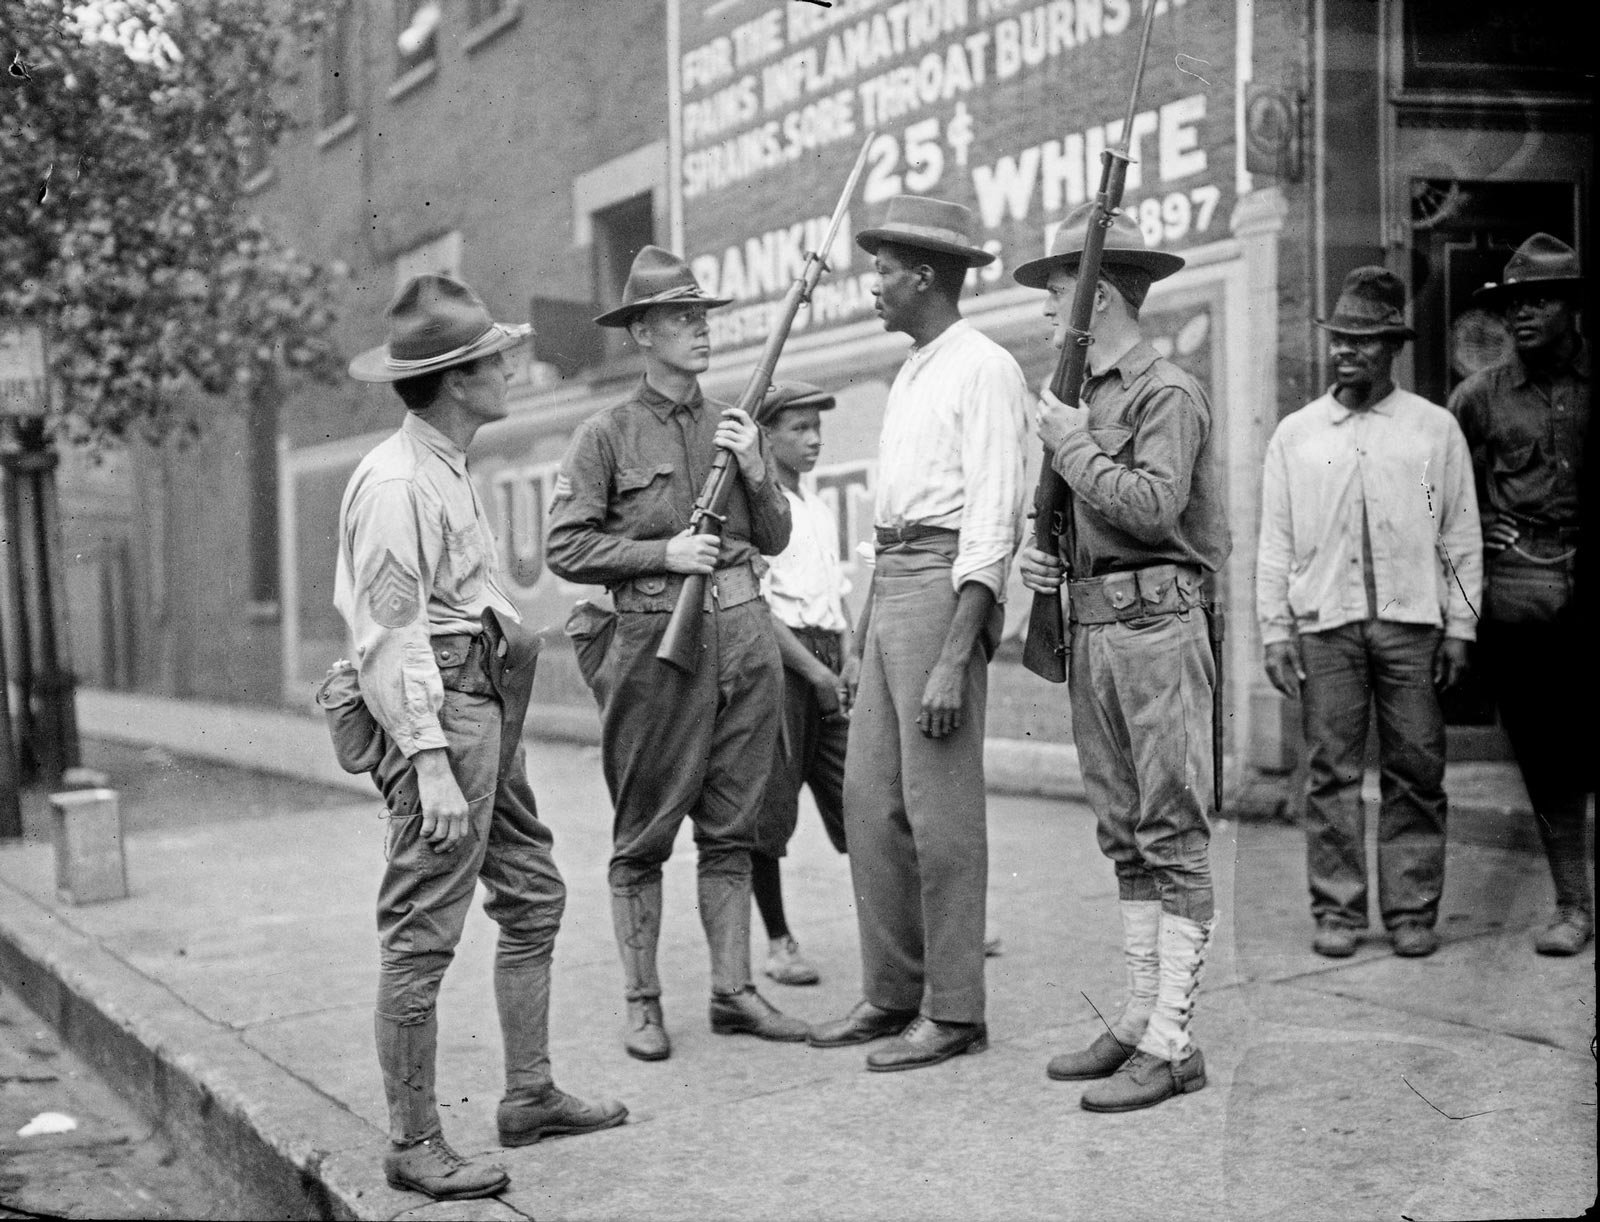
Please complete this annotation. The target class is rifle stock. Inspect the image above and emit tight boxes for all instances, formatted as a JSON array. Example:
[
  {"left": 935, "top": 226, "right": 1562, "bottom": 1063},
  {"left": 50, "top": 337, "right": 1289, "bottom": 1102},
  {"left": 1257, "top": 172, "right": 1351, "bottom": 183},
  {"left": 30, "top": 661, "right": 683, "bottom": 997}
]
[
  {"left": 1021, "top": 0, "right": 1158, "bottom": 683},
  {"left": 657, "top": 133, "right": 876, "bottom": 673}
]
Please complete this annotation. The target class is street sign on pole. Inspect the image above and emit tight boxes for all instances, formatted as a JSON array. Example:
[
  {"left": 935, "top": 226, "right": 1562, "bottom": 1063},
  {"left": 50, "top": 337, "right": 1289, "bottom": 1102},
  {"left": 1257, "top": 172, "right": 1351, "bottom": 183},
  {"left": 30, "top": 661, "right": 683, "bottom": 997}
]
[{"left": 0, "top": 325, "right": 50, "bottom": 419}]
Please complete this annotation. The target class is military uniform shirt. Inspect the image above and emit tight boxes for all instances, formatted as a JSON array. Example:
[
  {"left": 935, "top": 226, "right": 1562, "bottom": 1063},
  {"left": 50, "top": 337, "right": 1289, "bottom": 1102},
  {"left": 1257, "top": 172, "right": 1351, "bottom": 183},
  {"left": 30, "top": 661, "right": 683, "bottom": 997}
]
[
  {"left": 334, "top": 411, "right": 519, "bottom": 758},
  {"left": 546, "top": 378, "right": 791, "bottom": 586}
]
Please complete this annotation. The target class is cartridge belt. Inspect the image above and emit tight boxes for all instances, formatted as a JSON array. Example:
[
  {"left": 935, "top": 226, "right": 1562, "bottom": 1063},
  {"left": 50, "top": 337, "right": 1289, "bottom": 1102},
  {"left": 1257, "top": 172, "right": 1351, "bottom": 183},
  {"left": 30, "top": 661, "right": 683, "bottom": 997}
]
[
  {"left": 1068, "top": 564, "right": 1205, "bottom": 626},
  {"left": 612, "top": 561, "right": 763, "bottom": 614}
]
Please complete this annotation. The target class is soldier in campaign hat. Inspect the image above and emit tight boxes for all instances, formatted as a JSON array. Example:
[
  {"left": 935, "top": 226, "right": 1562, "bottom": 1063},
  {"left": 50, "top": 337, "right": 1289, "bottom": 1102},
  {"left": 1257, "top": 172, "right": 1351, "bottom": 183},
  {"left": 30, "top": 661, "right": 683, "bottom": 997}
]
[
  {"left": 333, "top": 275, "right": 625, "bottom": 1202},
  {"left": 1450, "top": 234, "right": 1592, "bottom": 955},
  {"left": 809, "top": 196, "right": 1029, "bottom": 1071},
  {"left": 1016, "top": 201, "right": 1232, "bottom": 1112},
  {"left": 1258, "top": 267, "right": 1480, "bottom": 968},
  {"left": 547, "top": 246, "right": 810, "bottom": 1061}
]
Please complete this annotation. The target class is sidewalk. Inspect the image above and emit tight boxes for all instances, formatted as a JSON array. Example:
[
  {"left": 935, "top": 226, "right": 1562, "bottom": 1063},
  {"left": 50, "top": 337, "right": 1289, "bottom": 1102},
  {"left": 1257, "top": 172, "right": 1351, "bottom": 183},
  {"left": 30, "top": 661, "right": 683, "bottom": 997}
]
[{"left": 0, "top": 692, "right": 1592, "bottom": 1221}]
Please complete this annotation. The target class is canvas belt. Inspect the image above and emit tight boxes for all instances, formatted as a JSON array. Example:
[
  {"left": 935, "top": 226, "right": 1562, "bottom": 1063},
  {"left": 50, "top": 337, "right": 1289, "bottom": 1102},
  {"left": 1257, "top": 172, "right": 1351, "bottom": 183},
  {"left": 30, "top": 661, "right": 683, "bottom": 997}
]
[
  {"left": 874, "top": 523, "right": 959, "bottom": 549},
  {"left": 612, "top": 561, "right": 763, "bottom": 613},
  {"left": 1068, "top": 564, "right": 1206, "bottom": 626}
]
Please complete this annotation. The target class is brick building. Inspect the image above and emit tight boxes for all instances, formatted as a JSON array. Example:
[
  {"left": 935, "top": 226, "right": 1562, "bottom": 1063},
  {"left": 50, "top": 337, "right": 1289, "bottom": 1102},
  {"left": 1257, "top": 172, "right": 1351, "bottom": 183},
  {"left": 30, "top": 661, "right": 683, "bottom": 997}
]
[{"left": 60, "top": 0, "right": 1590, "bottom": 794}]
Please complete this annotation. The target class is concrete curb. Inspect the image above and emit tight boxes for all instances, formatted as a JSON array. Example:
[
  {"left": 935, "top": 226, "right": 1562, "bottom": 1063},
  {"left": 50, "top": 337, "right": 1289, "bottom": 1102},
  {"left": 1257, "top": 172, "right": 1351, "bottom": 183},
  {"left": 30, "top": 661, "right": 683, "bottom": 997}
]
[{"left": 0, "top": 879, "right": 393, "bottom": 1220}]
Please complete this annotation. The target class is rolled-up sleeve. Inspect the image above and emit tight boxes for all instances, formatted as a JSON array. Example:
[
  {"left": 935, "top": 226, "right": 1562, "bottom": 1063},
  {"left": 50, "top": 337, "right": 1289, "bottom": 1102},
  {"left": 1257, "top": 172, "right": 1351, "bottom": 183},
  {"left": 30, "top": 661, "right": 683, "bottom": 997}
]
[
  {"left": 545, "top": 419, "right": 671, "bottom": 586},
  {"left": 1255, "top": 425, "right": 1296, "bottom": 647},
  {"left": 953, "top": 357, "right": 1028, "bottom": 595},
  {"left": 343, "top": 479, "right": 449, "bottom": 758},
  {"left": 1054, "top": 384, "right": 1204, "bottom": 545}
]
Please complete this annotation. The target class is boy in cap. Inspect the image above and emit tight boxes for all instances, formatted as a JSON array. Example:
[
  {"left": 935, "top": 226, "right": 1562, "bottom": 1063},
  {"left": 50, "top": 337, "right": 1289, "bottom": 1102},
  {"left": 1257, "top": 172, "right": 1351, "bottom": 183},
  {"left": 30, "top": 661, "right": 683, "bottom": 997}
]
[
  {"left": 546, "top": 246, "right": 808, "bottom": 1061},
  {"left": 1257, "top": 266, "right": 1480, "bottom": 961},
  {"left": 1015, "top": 202, "right": 1230, "bottom": 1111},
  {"left": 808, "top": 196, "right": 1028, "bottom": 1071},
  {"left": 754, "top": 381, "right": 854, "bottom": 986},
  {"left": 1449, "top": 234, "right": 1592, "bottom": 955},
  {"left": 336, "top": 275, "right": 625, "bottom": 1202}
]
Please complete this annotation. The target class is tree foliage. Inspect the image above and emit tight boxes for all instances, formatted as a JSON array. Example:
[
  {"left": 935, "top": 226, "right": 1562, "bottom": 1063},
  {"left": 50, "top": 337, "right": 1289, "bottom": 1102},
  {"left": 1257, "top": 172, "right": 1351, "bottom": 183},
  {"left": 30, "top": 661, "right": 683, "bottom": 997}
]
[{"left": 2, "top": 0, "right": 343, "bottom": 446}]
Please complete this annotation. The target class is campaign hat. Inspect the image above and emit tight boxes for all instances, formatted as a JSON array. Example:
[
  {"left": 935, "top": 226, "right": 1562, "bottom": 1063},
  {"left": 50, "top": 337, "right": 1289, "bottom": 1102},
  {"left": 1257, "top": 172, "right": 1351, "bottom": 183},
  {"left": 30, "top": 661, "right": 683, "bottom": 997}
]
[
  {"left": 1315, "top": 266, "right": 1415, "bottom": 340},
  {"left": 349, "top": 274, "right": 533, "bottom": 383},
  {"left": 1472, "top": 233, "right": 1584, "bottom": 309},
  {"left": 762, "top": 380, "right": 837, "bottom": 420},
  {"left": 1012, "top": 201, "right": 1186, "bottom": 290},
  {"left": 855, "top": 195, "right": 994, "bottom": 267},
  {"left": 593, "top": 245, "right": 733, "bottom": 328}
]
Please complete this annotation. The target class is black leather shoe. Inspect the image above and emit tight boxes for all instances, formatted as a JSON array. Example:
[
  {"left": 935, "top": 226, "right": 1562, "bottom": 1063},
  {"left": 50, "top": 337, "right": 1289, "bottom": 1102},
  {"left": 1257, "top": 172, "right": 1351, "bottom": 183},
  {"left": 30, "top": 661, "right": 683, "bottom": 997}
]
[
  {"left": 708, "top": 986, "right": 810, "bottom": 1041},
  {"left": 865, "top": 1016, "right": 987, "bottom": 1072},
  {"left": 1046, "top": 1031, "right": 1135, "bottom": 1081},
  {"left": 807, "top": 999, "right": 918, "bottom": 1048}
]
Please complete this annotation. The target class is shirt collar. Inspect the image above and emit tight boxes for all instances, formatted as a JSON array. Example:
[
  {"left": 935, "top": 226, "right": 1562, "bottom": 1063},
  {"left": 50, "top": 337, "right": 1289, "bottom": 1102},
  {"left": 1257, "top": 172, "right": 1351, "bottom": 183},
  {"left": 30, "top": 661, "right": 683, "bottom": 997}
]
[
  {"left": 1325, "top": 384, "right": 1401, "bottom": 424},
  {"left": 1089, "top": 339, "right": 1160, "bottom": 387},
  {"left": 402, "top": 410, "right": 469, "bottom": 474},
  {"left": 907, "top": 317, "right": 970, "bottom": 362},
  {"left": 1508, "top": 338, "right": 1591, "bottom": 387},
  {"left": 637, "top": 376, "right": 704, "bottom": 422}
]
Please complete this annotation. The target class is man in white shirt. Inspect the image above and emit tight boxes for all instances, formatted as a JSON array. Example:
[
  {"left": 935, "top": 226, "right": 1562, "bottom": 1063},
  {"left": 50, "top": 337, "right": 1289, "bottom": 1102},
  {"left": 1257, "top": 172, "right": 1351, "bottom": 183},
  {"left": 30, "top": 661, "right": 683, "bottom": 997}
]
[
  {"left": 1256, "top": 267, "right": 1481, "bottom": 960},
  {"left": 809, "top": 196, "right": 1028, "bottom": 1071},
  {"left": 754, "top": 381, "right": 854, "bottom": 987}
]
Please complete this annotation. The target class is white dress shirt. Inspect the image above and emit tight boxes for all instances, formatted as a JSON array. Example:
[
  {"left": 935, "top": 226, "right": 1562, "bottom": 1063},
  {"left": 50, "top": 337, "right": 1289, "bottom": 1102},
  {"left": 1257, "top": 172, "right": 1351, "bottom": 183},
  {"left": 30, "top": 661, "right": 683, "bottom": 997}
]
[
  {"left": 762, "top": 483, "right": 850, "bottom": 632},
  {"left": 1256, "top": 386, "right": 1482, "bottom": 646},
  {"left": 873, "top": 319, "right": 1029, "bottom": 595}
]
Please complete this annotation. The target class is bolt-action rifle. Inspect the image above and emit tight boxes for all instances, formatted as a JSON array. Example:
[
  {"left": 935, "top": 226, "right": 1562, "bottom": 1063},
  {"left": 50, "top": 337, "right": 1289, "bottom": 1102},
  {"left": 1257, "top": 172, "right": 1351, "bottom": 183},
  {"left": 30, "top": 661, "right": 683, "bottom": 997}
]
[
  {"left": 657, "top": 132, "right": 876, "bottom": 673},
  {"left": 1021, "top": 0, "right": 1160, "bottom": 684}
]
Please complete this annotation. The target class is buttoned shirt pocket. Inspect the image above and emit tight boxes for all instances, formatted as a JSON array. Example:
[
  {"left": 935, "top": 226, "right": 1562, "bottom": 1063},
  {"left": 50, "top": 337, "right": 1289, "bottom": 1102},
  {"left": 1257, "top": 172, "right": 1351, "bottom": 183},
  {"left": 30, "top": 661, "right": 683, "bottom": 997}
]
[
  {"left": 440, "top": 523, "right": 486, "bottom": 601},
  {"left": 614, "top": 462, "right": 679, "bottom": 535},
  {"left": 1489, "top": 437, "right": 1537, "bottom": 479},
  {"left": 1089, "top": 424, "right": 1134, "bottom": 462}
]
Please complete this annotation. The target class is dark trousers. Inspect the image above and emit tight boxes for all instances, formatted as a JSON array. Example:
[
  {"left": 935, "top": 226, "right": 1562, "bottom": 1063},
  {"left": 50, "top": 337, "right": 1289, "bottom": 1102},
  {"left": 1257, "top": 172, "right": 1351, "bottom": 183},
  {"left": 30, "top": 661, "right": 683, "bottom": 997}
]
[
  {"left": 758, "top": 627, "right": 849, "bottom": 858},
  {"left": 1299, "top": 621, "right": 1447, "bottom": 930},
  {"left": 597, "top": 600, "right": 784, "bottom": 888}
]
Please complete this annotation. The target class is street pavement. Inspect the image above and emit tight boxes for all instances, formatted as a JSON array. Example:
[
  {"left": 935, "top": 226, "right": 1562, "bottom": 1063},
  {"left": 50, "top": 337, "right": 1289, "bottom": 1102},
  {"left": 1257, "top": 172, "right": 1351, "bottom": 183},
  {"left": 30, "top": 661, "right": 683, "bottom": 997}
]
[{"left": 0, "top": 702, "right": 1593, "bottom": 1222}]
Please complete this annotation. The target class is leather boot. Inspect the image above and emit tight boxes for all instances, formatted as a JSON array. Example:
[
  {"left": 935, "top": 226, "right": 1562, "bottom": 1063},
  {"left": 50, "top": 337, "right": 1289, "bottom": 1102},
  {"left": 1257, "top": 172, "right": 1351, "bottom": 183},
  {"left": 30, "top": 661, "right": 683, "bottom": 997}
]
[
  {"left": 611, "top": 881, "right": 670, "bottom": 1061},
  {"left": 1537, "top": 831, "right": 1594, "bottom": 954},
  {"left": 494, "top": 950, "right": 628, "bottom": 1146},
  {"left": 1046, "top": 900, "right": 1160, "bottom": 1081}
]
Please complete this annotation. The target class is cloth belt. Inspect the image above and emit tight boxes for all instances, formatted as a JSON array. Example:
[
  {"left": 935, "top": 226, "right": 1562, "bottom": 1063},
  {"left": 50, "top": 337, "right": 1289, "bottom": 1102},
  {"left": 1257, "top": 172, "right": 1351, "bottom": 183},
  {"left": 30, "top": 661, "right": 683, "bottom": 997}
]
[
  {"left": 874, "top": 523, "right": 959, "bottom": 549},
  {"left": 612, "top": 561, "right": 763, "bottom": 613},
  {"left": 1068, "top": 563, "right": 1206, "bottom": 626}
]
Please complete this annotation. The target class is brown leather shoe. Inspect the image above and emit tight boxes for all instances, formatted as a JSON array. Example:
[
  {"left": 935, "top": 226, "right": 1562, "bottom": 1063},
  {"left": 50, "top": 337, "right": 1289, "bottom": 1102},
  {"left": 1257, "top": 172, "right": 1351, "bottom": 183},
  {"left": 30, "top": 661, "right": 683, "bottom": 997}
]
[
  {"left": 1046, "top": 1031, "right": 1136, "bottom": 1081},
  {"left": 1079, "top": 1048, "right": 1206, "bottom": 1113},
  {"left": 624, "top": 999, "right": 671, "bottom": 1062},
  {"left": 383, "top": 1135, "right": 508, "bottom": 1200},
  {"left": 1391, "top": 922, "right": 1439, "bottom": 958},
  {"left": 865, "top": 1016, "right": 987, "bottom": 1073},
  {"left": 709, "top": 986, "right": 810, "bottom": 1041},
  {"left": 1535, "top": 906, "right": 1594, "bottom": 956},
  {"left": 807, "top": 999, "right": 918, "bottom": 1048},
  {"left": 497, "top": 1087, "right": 628, "bottom": 1147}
]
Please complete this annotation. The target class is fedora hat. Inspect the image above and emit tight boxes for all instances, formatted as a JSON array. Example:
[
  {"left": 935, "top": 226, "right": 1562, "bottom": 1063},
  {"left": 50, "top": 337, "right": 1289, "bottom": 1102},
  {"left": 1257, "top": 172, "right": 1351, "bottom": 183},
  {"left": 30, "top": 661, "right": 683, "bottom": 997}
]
[
  {"left": 855, "top": 195, "right": 994, "bottom": 267},
  {"left": 1473, "top": 233, "right": 1584, "bottom": 308},
  {"left": 1013, "top": 202, "right": 1185, "bottom": 289},
  {"left": 349, "top": 274, "right": 533, "bottom": 383},
  {"left": 762, "top": 380, "right": 836, "bottom": 419},
  {"left": 1315, "top": 266, "right": 1415, "bottom": 340},
  {"left": 594, "top": 245, "right": 732, "bottom": 328}
]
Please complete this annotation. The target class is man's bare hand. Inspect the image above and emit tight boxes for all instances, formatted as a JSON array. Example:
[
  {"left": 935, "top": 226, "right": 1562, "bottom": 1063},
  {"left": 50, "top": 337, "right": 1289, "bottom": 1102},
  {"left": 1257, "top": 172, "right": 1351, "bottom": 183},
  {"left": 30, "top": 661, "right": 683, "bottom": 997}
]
[
  {"left": 1434, "top": 637, "right": 1470, "bottom": 690},
  {"left": 715, "top": 406, "right": 766, "bottom": 484},
  {"left": 919, "top": 658, "right": 966, "bottom": 739},
  {"left": 412, "top": 749, "right": 471, "bottom": 854},
  {"left": 841, "top": 652, "right": 862, "bottom": 710},
  {"left": 1035, "top": 387, "right": 1088, "bottom": 451},
  {"left": 665, "top": 527, "right": 718, "bottom": 574},
  {"left": 1483, "top": 519, "right": 1519, "bottom": 553},
  {"left": 1263, "top": 640, "right": 1305, "bottom": 698},
  {"left": 1019, "top": 545, "right": 1066, "bottom": 594}
]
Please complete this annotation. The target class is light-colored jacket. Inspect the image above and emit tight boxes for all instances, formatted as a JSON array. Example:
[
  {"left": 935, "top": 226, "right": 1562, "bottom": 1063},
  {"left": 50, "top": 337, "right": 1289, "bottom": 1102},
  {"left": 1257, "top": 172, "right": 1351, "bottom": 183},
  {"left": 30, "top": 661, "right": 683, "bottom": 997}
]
[{"left": 1256, "top": 387, "right": 1482, "bottom": 646}]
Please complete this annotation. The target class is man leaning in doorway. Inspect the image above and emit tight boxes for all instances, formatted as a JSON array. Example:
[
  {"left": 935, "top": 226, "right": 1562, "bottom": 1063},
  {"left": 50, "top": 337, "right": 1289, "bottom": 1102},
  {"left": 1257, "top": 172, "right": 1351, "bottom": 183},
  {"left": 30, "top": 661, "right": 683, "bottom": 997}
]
[{"left": 1257, "top": 266, "right": 1481, "bottom": 961}]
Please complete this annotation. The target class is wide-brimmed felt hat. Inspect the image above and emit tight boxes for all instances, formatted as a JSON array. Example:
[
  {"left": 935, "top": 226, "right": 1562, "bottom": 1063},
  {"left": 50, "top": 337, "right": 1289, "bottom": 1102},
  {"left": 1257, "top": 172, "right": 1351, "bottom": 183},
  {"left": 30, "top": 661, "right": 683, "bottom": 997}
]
[
  {"left": 855, "top": 195, "right": 994, "bottom": 267},
  {"left": 762, "top": 380, "right": 836, "bottom": 419},
  {"left": 1473, "top": 233, "right": 1584, "bottom": 308},
  {"left": 1012, "top": 201, "right": 1186, "bottom": 290},
  {"left": 1315, "top": 266, "right": 1415, "bottom": 340},
  {"left": 594, "top": 245, "right": 732, "bottom": 328},
  {"left": 349, "top": 274, "right": 533, "bottom": 383}
]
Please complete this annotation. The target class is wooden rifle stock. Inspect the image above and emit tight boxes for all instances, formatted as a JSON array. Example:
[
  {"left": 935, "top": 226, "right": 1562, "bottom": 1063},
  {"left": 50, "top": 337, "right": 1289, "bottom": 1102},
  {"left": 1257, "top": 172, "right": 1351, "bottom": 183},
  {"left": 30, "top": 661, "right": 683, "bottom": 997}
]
[
  {"left": 657, "top": 133, "right": 876, "bottom": 673},
  {"left": 1021, "top": 0, "right": 1159, "bottom": 683}
]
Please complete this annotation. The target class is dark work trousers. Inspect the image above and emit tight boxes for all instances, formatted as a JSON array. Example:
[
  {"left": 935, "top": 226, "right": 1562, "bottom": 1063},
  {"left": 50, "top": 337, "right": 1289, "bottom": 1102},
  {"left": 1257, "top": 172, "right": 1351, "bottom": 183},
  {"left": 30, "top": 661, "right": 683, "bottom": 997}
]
[
  {"left": 844, "top": 542, "right": 996, "bottom": 1025},
  {"left": 598, "top": 600, "right": 784, "bottom": 889},
  {"left": 1298, "top": 621, "right": 1448, "bottom": 931},
  {"left": 1480, "top": 611, "right": 1593, "bottom": 909},
  {"left": 371, "top": 641, "right": 566, "bottom": 1027},
  {"left": 758, "top": 627, "right": 849, "bottom": 858},
  {"left": 1070, "top": 609, "right": 1216, "bottom": 923}
]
